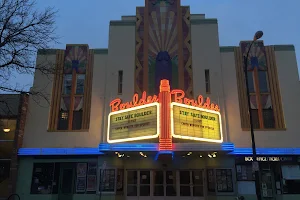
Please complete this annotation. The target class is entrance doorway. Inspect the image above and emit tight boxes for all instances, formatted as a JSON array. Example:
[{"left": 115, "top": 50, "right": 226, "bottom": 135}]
[
  {"left": 58, "top": 164, "right": 75, "bottom": 200},
  {"left": 125, "top": 170, "right": 205, "bottom": 200}
]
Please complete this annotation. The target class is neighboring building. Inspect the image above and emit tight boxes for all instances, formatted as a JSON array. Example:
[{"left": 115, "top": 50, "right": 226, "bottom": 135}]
[
  {"left": 16, "top": 0, "right": 300, "bottom": 200},
  {"left": 0, "top": 94, "right": 28, "bottom": 199}
]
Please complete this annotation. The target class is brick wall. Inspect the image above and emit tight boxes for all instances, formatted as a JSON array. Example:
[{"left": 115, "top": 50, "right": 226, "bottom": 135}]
[{"left": 8, "top": 93, "right": 29, "bottom": 197}]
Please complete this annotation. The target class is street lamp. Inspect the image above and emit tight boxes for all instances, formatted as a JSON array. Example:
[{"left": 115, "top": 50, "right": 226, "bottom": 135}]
[{"left": 243, "top": 30, "right": 263, "bottom": 200}]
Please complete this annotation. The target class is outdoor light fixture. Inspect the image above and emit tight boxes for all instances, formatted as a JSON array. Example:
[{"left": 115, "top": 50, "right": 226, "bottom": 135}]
[
  {"left": 115, "top": 152, "right": 124, "bottom": 158},
  {"left": 208, "top": 154, "right": 212, "bottom": 158},
  {"left": 3, "top": 128, "right": 10, "bottom": 133},
  {"left": 253, "top": 31, "right": 263, "bottom": 41},
  {"left": 187, "top": 152, "right": 192, "bottom": 156},
  {"left": 139, "top": 152, "right": 147, "bottom": 158},
  {"left": 2, "top": 119, "right": 10, "bottom": 133},
  {"left": 199, "top": 155, "right": 203, "bottom": 158}
]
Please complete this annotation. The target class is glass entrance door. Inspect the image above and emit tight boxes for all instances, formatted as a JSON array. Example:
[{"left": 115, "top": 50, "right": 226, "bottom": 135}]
[
  {"left": 58, "top": 165, "right": 74, "bottom": 200},
  {"left": 126, "top": 170, "right": 151, "bottom": 200},
  {"left": 126, "top": 170, "right": 205, "bottom": 200},
  {"left": 179, "top": 170, "right": 205, "bottom": 200},
  {"left": 153, "top": 170, "right": 177, "bottom": 200}
]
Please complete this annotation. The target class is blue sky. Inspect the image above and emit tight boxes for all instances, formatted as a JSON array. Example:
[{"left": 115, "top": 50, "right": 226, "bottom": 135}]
[{"left": 16, "top": 0, "right": 300, "bottom": 89}]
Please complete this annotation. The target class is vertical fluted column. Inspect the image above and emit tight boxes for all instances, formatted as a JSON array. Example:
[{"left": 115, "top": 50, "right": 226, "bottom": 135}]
[{"left": 159, "top": 79, "right": 172, "bottom": 151}]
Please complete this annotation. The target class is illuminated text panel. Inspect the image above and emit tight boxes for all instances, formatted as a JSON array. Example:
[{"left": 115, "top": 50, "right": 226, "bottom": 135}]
[
  {"left": 172, "top": 104, "right": 222, "bottom": 141},
  {"left": 108, "top": 104, "right": 158, "bottom": 142}
]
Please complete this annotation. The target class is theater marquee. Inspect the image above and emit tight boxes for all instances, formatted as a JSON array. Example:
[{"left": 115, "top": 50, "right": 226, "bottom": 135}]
[
  {"left": 107, "top": 79, "right": 223, "bottom": 147},
  {"left": 171, "top": 102, "right": 222, "bottom": 143},
  {"left": 107, "top": 103, "right": 160, "bottom": 143}
]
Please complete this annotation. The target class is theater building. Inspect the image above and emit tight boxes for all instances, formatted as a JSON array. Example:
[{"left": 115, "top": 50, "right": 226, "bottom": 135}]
[{"left": 15, "top": 0, "right": 300, "bottom": 200}]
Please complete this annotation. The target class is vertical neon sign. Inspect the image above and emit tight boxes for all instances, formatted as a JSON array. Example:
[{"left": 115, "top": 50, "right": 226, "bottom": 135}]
[{"left": 159, "top": 80, "right": 172, "bottom": 151}]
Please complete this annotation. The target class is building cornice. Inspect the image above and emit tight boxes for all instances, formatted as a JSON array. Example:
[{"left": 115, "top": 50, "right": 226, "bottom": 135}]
[
  {"left": 273, "top": 45, "right": 295, "bottom": 51},
  {"left": 110, "top": 20, "right": 136, "bottom": 26},
  {"left": 191, "top": 18, "right": 218, "bottom": 25},
  {"left": 220, "top": 46, "right": 235, "bottom": 52},
  {"left": 94, "top": 48, "right": 108, "bottom": 54},
  {"left": 37, "top": 49, "right": 59, "bottom": 55}
]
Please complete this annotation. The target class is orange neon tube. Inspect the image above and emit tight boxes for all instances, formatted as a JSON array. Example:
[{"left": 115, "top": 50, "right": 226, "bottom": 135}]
[{"left": 159, "top": 79, "right": 172, "bottom": 151}]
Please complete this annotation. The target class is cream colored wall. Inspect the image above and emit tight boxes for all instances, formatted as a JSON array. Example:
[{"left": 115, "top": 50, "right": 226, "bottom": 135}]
[
  {"left": 22, "top": 52, "right": 107, "bottom": 148},
  {"left": 101, "top": 22, "right": 136, "bottom": 143},
  {"left": 191, "top": 20, "right": 229, "bottom": 142},
  {"left": 220, "top": 48, "right": 300, "bottom": 148}
]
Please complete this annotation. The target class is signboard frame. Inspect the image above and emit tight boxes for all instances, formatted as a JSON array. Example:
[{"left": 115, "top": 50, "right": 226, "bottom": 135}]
[
  {"left": 170, "top": 102, "right": 223, "bottom": 143},
  {"left": 107, "top": 102, "right": 160, "bottom": 143}
]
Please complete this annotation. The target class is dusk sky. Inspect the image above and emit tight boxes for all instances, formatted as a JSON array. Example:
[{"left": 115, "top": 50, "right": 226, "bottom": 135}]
[{"left": 14, "top": 0, "right": 300, "bottom": 90}]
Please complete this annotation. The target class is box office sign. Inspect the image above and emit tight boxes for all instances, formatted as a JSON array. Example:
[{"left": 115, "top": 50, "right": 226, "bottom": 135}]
[
  {"left": 107, "top": 103, "right": 160, "bottom": 143},
  {"left": 171, "top": 102, "right": 222, "bottom": 143},
  {"left": 243, "top": 156, "right": 299, "bottom": 162}
]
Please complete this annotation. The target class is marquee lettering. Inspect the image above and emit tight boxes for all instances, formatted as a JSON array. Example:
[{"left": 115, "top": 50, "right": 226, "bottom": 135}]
[
  {"left": 110, "top": 91, "right": 158, "bottom": 112},
  {"left": 110, "top": 90, "right": 220, "bottom": 112},
  {"left": 170, "top": 90, "right": 220, "bottom": 112}
]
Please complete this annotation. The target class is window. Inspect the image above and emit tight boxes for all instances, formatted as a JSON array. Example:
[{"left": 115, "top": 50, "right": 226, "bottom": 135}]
[
  {"left": 99, "top": 169, "right": 116, "bottom": 192},
  {"left": 58, "top": 73, "right": 85, "bottom": 130},
  {"left": 205, "top": 69, "right": 210, "bottom": 93},
  {"left": 118, "top": 70, "right": 123, "bottom": 94},
  {"left": 166, "top": 170, "right": 176, "bottom": 196},
  {"left": 126, "top": 170, "right": 151, "bottom": 196},
  {"left": 236, "top": 165, "right": 255, "bottom": 181},
  {"left": 58, "top": 111, "right": 69, "bottom": 130},
  {"left": 63, "top": 75, "right": 72, "bottom": 95},
  {"left": 139, "top": 171, "right": 150, "bottom": 196},
  {"left": 76, "top": 75, "right": 85, "bottom": 95},
  {"left": 127, "top": 170, "right": 137, "bottom": 196},
  {"left": 236, "top": 42, "right": 284, "bottom": 130},
  {"left": 179, "top": 170, "right": 204, "bottom": 197},
  {"left": 30, "top": 163, "right": 60, "bottom": 194},
  {"left": 48, "top": 45, "right": 92, "bottom": 131},
  {"left": 247, "top": 65, "right": 275, "bottom": 129},
  {"left": 180, "top": 171, "right": 190, "bottom": 196},
  {"left": 153, "top": 170, "right": 176, "bottom": 196},
  {"left": 192, "top": 170, "right": 204, "bottom": 196},
  {"left": 282, "top": 165, "right": 300, "bottom": 194},
  {"left": 207, "top": 169, "right": 234, "bottom": 193}
]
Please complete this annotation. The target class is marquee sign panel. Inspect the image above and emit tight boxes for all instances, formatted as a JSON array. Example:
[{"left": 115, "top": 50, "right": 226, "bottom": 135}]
[
  {"left": 107, "top": 103, "right": 159, "bottom": 143},
  {"left": 171, "top": 102, "right": 222, "bottom": 143}
]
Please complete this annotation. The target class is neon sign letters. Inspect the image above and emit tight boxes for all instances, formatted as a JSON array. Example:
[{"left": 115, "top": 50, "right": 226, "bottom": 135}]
[
  {"left": 110, "top": 90, "right": 220, "bottom": 112},
  {"left": 107, "top": 79, "right": 223, "bottom": 147}
]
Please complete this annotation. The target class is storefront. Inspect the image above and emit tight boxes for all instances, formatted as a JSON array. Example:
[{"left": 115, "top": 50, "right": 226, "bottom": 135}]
[
  {"left": 17, "top": 80, "right": 238, "bottom": 200},
  {"left": 14, "top": 0, "right": 300, "bottom": 199},
  {"left": 234, "top": 155, "right": 300, "bottom": 198}
]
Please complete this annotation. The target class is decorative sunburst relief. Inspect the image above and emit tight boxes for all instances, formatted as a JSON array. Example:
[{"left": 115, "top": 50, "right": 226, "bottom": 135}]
[
  {"left": 240, "top": 41, "right": 267, "bottom": 71},
  {"left": 64, "top": 45, "right": 88, "bottom": 74},
  {"left": 135, "top": 0, "right": 194, "bottom": 98}
]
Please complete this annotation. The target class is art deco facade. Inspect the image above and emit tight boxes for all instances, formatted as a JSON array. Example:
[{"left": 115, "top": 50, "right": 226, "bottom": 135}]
[{"left": 14, "top": 1, "right": 300, "bottom": 200}]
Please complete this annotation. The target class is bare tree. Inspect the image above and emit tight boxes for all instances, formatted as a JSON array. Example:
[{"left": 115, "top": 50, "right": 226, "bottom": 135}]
[{"left": 0, "top": 0, "right": 58, "bottom": 113}]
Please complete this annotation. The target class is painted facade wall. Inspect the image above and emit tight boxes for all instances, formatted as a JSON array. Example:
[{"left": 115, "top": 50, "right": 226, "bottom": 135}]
[
  {"left": 220, "top": 46, "right": 300, "bottom": 148},
  {"left": 17, "top": 1, "right": 300, "bottom": 200},
  {"left": 21, "top": 1, "right": 299, "bottom": 149}
]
